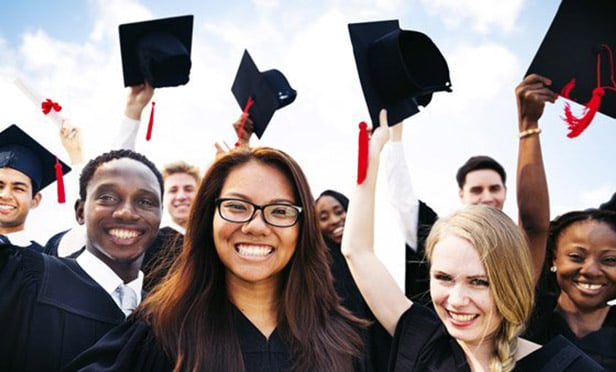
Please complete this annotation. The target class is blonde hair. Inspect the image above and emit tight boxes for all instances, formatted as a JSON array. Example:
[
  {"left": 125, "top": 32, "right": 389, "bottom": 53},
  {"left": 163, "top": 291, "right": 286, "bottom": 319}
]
[
  {"left": 425, "top": 205, "right": 534, "bottom": 372},
  {"left": 161, "top": 161, "right": 201, "bottom": 184}
]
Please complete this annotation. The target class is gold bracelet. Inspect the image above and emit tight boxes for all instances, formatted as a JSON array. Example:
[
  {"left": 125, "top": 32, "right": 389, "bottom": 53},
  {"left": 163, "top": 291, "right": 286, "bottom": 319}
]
[{"left": 519, "top": 127, "right": 541, "bottom": 139}]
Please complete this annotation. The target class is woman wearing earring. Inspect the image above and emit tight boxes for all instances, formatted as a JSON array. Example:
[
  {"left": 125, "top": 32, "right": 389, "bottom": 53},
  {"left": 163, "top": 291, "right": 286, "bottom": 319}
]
[
  {"left": 525, "top": 209, "right": 616, "bottom": 370},
  {"left": 341, "top": 109, "right": 602, "bottom": 371}
]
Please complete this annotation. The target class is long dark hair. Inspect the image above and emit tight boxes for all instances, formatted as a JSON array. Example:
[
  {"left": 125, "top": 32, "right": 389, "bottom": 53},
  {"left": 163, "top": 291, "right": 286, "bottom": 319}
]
[{"left": 139, "top": 147, "right": 364, "bottom": 372}]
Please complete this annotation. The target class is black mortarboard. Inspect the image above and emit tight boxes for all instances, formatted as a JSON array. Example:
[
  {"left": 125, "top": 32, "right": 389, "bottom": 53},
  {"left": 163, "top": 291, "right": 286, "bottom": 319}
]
[
  {"left": 119, "top": 15, "right": 193, "bottom": 88},
  {"left": 231, "top": 50, "right": 297, "bottom": 139},
  {"left": 348, "top": 20, "right": 452, "bottom": 127},
  {"left": 0, "top": 124, "right": 71, "bottom": 195},
  {"left": 527, "top": 0, "right": 616, "bottom": 137}
]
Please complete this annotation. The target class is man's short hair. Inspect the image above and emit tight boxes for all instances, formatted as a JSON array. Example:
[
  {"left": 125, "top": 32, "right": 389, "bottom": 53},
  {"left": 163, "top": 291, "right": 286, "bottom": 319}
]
[
  {"left": 456, "top": 155, "right": 506, "bottom": 189},
  {"left": 161, "top": 161, "right": 201, "bottom": 184}
]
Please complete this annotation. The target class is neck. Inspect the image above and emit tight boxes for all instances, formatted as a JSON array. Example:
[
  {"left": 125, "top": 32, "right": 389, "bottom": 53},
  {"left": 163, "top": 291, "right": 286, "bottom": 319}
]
[
  {"left": 557, "top": 294, "right": 610, "bottom": 337},
  {"left": 0, "top": 224, "right": 25, "bottom": 235},
  {"left": 86, "top": 246, "right": 143, "bottom": 284},
  {"left": 457, "top": 339, "right": 495, "bottom": 372},
  {"left": 226, "top": 275, "right": 280, "bottom": 338}
]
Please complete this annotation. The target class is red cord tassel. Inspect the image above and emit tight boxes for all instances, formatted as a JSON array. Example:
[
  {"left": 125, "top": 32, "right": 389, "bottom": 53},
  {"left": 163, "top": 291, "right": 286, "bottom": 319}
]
[
  {"left": 146, "top": 101, "right": 155, "bottom": 141},
  {"left": 55, "top": 157, "right": 66, "bottom": 203},
  {"left": 41, "top": 98, "right": 62, "bottom": 115},
  {"left": 235, "top": 97, "right": 254, "bottom": 148},
  {"left": 357, "top": 121, "right": 368, "bottom": 184},
  {"left": 563, "top": 87, "right": 604, "bottom": 138}
]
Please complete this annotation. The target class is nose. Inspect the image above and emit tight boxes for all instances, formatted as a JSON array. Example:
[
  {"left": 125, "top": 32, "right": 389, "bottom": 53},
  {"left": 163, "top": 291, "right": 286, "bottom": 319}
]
[
  {"left": 580, "top": 258, "right": 602, "bottom": 277},
  {"left": 447, "top": 284, "right": 470, "bottom": 307},
  {"left": 0, "top": 187, "right": 11, "bottom": 198},
  {"left": 480, "top": 190, "right": 495, "bottom": 204},
  {"left": 112, "top": 201, "right": 140, "bottom": 221},
  {"left": 241, "top": 209, "right": 270, "bottom": 234}
]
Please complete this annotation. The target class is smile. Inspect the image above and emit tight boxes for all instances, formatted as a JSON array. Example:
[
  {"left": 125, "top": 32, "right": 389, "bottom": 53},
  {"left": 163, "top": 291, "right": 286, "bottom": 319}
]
[
  {"left": 108, "top": 228, "right": 142, "bottom": 240},
  {"left": 574, "top": 281, "right": 604, "bottom": 292},
  {"left": 0, "top": 204, "right": 16, "bottom": 211},
  {"left": 447, "top": 310, "right": 479, "bottom": 324},
  {"left": 235, "top": 243, "right": 273, "bottom": 257}
]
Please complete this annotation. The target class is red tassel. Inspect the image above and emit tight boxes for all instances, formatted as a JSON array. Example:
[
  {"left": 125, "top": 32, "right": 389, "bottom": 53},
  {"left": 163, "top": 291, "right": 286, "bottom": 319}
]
[
  {"left": 41, "top": 98, "right": 62, "bottom": 115},
  {"left": 146, "top": 101, "right": 155, "bottom": 141},
  {"left": 357, "top": 121, "right": 369, "bottom": 185},
  {"left": 54, "top": 157, "right": 66, "bottom": 203},
  {"left": 235, "top": 97, "right": 254, "bottom": 148},
  {"left": 559, "top": 78, "right": 576, "bottom": 99},
  {"left": 563, "top": 87, "right": 604, "bottom": 138}
]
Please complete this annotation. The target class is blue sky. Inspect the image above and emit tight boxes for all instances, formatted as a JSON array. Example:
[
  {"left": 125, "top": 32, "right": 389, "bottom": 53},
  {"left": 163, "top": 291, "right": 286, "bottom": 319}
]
[{"left": 0, "top": 1, "right": 614, "bottom": 274}]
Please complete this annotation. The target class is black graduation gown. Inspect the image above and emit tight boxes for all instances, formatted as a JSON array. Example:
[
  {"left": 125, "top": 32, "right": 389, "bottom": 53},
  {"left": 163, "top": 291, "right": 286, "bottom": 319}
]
[
  {"left": 524, "top": 293, "right": 616, "bottom": 370},
  {"left": 65, "top": 304, "right": 293, "bottom": 372},
  {"left": 327, "top": 238, "right": 391, "bottom": 372},
  {"left": 0, "top": 244, "right": 126, "bottom": 372},
  {"left": 388, "top": 304, "right": 605, "bottom": 371}
]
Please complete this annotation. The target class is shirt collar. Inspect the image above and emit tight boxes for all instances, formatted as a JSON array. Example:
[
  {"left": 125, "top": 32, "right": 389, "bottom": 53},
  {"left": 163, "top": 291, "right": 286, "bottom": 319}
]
[
  {"left": 76, "top": 249, "right": 143, "bottom": 302},
  {"left": 5, "top": 228, "right": 36, "bottom": 247}
]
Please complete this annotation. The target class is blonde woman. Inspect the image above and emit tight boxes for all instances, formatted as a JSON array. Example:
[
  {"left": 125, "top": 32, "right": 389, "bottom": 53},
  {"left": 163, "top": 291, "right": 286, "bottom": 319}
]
[{"left": 341, "top": 110, "right": 603, "bottom": 371}]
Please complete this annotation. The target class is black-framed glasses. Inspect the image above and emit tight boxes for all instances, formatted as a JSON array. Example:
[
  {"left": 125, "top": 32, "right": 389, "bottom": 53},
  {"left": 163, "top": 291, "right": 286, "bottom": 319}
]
[{"left": 215, "top": 198, "right": 303, "bottom": 227}]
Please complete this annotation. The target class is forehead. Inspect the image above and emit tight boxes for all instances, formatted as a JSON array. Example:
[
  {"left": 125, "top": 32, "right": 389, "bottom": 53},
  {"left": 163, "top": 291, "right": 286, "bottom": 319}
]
[
  {"left": 316, "top": 195, "right": 344, "bottom": 212},
  {"left": 463, "top": 169, "right": 504, "bottom": 188},
  {"left": 221, "top": 161, "right": 294, "bottom": 200},
  {"left": 164, "top": 172, "right": 198, "bottom": 188},
  {"left": 431, "top": 234, "right": 486, "bottom": 275},
  {"left": 559, "top": 220, "right": 616, "bottom": 249},
  {"left": 0, "top": 167, "right": 32, "bottom": 186},
  {"left": 88, "top": 158, "right": 160, "bottom": 195}
]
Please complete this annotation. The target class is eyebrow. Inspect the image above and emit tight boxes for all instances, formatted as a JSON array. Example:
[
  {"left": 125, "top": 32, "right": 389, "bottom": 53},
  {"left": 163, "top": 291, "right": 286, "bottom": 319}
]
[{"left": 222, "top": 192, "right": 296, "bottom": 204}]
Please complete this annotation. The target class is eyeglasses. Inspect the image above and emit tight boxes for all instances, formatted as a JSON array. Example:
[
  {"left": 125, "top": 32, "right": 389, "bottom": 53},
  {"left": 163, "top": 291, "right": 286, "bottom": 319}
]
[{"left": 215, "top": 198, "right": 303, "bottom": 227}]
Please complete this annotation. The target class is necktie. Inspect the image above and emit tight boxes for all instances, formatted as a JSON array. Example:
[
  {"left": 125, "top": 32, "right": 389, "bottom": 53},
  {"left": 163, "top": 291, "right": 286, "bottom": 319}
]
[
  {"left": 0, "top": 235, "right": 11, "bottom": 245},
  {"left": 115, "top": 284, "right": 138, "bottom": 317}
]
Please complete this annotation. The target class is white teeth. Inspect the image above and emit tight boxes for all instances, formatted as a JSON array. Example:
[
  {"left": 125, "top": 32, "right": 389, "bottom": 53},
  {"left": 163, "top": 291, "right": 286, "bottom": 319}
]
[
  {"left": 449, "top": 312, "right": 476, "bottom": 322},
  {"left": 578, "top": 283, "right": 602, "bottom": 290},
  {"left": 237, "top": 244, "right": 273, "bottom": 257},
  {"left": 333, "top": 226, "right": 344, "bottom": 235},
  {"left": 109, "top": 229, "right": 140, "bottom": 239},
  {"left": 0, "top": 205, "right": 15, "bottom": 210}
]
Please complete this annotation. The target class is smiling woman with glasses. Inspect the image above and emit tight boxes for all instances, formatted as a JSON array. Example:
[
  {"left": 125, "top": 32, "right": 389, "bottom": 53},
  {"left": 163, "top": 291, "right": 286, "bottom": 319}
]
[{"left": 68, "top": 146, "right": 366, "bottom": 372}]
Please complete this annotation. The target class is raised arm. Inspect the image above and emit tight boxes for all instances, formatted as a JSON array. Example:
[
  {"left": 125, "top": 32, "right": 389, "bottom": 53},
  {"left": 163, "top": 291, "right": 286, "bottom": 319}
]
[
  {"left": 113, "top": 82, "right": 154, "bottom": 150},
  {"left": 341, "top": 109, "right": 412, "bottom": 335},
  {"left": 382, "top": 122, "right": 419, "bottom": 249},
  {"left": 515, "top": 74, "right": 554, "bottom": 282}
]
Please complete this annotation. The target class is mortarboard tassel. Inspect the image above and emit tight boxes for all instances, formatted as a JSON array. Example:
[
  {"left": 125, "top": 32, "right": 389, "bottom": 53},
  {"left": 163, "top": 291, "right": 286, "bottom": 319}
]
[
  {"left": 563, "top": 87, "right": 604, "bottom": 138},
  {"left": 560, "top": 44, "right": 616, "bottom": 138},
  {"left": 54, "top": 157, "right": 66, "bottom": 203},
  {"left": 357, "top": 121, "right": 368, "bottom": 184},
  {"left": 146, "top": 101, "right": 155, "bottom": 141},
  {"left": 235, "top": 97, "right": 254, "bottom": 148},
  {"left": 41, "top": 98, "right": 62, "bottom": 115}
]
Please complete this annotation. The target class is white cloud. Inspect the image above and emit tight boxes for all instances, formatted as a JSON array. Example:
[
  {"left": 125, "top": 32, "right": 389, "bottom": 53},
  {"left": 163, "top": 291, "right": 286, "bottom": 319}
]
[{"left": 421, "top": 0, "right": 526, "bottom": 34}]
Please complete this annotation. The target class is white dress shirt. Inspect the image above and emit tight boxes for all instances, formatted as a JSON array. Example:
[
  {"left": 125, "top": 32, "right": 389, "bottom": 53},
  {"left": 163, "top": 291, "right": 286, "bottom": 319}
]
[{"left": 76, "top": 249, "right": 143, "bottom": 316}]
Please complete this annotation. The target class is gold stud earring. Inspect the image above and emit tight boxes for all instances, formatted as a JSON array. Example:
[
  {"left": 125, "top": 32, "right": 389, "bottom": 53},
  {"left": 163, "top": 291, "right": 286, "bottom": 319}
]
[{"left": 550, "top": 266, "right": 557, "bottom": 273}]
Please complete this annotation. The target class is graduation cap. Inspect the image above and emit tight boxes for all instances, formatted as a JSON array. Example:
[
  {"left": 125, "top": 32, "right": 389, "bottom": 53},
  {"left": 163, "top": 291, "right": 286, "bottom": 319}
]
[
  {"left": 231, "top": 49, "right": 297, "bottom": 139},
  {"left": 526, "top": 0, "right": 616, "bottom": 138},
  {"left": 348, "top": 20, "right": 452, "bottom": 128},
  {"left": 119, "top": 15, "right": 193, "bottom": 88},
  {"left": 0, "top": 124, "right": 71, "bottom": 202}
]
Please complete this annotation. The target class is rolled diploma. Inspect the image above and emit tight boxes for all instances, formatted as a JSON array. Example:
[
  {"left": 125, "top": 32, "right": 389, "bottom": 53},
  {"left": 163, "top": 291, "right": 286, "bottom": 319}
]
[{"left": 14, "top": 78, "right": 66, "bottom": 129}]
